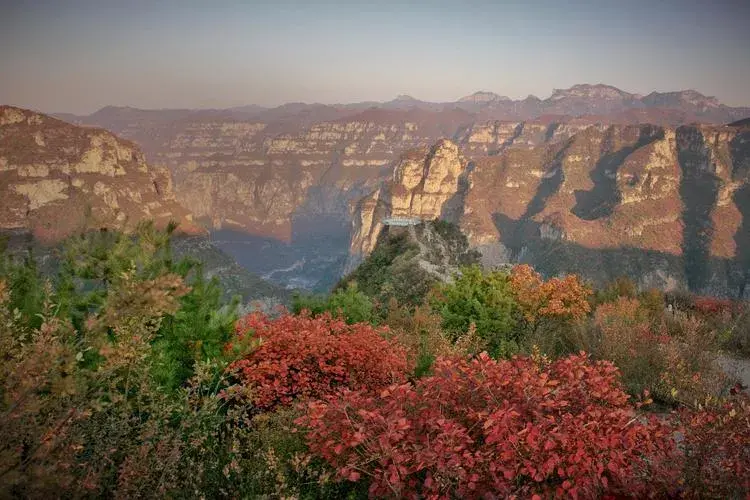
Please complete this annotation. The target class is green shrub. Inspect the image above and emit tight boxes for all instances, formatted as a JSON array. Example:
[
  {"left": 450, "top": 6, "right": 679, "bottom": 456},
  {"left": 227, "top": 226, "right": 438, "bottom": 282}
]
[
  {"left": 292, "top": 282, "right": 375, "bottom": 325},
  {"left": 430, "top": 265, "right": 520, "bottom": 357}
]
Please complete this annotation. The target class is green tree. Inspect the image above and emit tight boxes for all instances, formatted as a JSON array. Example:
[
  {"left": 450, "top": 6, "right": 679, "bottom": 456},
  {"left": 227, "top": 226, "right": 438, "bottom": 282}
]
[
  {"left": 430, "top": 265, "right": 520, "bottom": 357},
  {"left": 0, "top": 222, "right": 238, "bottom": 390},
  {"left": 0, "top": 248, "right": 46, "bottom": 330}
]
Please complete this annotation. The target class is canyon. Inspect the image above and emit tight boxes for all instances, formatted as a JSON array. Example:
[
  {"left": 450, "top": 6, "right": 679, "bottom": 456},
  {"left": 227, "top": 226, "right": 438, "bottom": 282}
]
[{"left": 6, "top": 84, "right": 749, "bottom": 295}]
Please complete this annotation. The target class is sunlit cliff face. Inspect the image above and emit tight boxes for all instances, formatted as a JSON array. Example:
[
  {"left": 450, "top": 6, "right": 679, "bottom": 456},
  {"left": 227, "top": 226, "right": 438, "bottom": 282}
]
[{"left": 0, "top": 106, "right": 200, "bottom": 242}]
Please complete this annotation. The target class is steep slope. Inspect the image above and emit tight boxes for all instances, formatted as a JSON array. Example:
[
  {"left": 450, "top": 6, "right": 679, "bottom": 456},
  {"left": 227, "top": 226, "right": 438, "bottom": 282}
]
[
  {"left": 0, "top": 106, "right": 200, "bottom": 242},
  {"left": 347, "top": 139, "right": 470, "bottom": 272},
  {"left": 350, "top": 124, "right": 750, "bottom": 297},
  {"left": 340, "top": 220, "right": 480, "bottom": 305}
]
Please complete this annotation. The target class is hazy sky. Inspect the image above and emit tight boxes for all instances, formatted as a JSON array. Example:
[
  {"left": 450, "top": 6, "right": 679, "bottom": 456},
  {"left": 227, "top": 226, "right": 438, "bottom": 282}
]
[{"left": 1, "top": 0, "right": 749, "bottom": 114}]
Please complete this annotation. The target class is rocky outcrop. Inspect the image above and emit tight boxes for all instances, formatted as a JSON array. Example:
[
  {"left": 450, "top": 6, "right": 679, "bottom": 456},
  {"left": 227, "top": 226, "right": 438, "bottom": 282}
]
[
  {"left": 340, "top": 220, "right": 481, "bottom": 303},
  {"left": 347, "top": 139, "right": 469, "bottom": 271},
  {"left": 0, "top": 106, "right": 200, "bottom": 242}
]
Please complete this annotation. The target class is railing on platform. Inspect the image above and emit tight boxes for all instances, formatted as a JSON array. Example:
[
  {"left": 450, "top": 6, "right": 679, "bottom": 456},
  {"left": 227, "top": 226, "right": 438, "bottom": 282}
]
[{"left": 381, "top": 217, "right": 423, "bottom": 226}]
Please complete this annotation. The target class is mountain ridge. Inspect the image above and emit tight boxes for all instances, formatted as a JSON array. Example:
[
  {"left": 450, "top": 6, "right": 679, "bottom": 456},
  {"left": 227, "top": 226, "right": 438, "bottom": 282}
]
[{"left": 51, "top": 83, "right": 750, "bottom": 123}]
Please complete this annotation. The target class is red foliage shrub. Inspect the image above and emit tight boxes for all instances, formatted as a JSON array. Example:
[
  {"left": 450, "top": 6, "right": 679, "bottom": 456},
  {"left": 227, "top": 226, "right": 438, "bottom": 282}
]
[
  {"left": 692, "top": 296, "right": 733, "bottom": 316},
  {"left": 298, "top": 353, "right": 678, "bottom": 498},
  {"left": 678, "top": 396, "right": 750, "bottom": 498},
  {"left": 227, "top": 312, "right": 410, "bottom": 411}
]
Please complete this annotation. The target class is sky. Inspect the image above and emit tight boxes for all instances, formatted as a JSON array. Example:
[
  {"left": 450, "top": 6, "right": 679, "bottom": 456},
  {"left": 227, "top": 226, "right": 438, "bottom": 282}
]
[{"left": 1, "top": 0, "right": 749, "bottom": 114}]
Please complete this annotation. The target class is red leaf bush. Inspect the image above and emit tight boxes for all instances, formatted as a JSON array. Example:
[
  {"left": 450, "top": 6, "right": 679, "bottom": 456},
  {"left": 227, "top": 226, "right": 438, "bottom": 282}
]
[
  {"left": 678, "top": 396, "right": 750, "bottom": 497},
  {"left": 298, "top": 352, "right": 678, "bottom": 498},
  {"left": 227, "top": 312, "right": 410, "bottom": 411},
  {"left": 691, "top": 296, "right": 733, "bottom": 316}
]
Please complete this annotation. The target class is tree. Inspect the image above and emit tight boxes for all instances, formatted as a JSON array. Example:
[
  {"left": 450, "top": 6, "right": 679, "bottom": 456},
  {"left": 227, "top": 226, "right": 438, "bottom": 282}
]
[
  {"left": 430, "top": 265, "right": 519, "bottom": 357},
  {"left": 509, "top": 264, "right": 592, "bottom": 332}
]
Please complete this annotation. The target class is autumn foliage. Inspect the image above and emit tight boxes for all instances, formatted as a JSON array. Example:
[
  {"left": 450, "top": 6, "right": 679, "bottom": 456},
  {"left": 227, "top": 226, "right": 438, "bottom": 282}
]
[
  {"left": 298, "top": 353, "right": 678, "bottom": 498},
  {"left": 227, "top": 312, "right": 410, "bottom": 411},
  {"left": 678, "top": 396, "right": 750, "bottom": 497},
  {"left": 3, "top": 227, "right": 749, "bottom": 498},
  {"left": 510, "top": 264, "right": 592, "bottom": 326},
  {"left": 691, "top": 295, "right": 733, "bottom": 316}
]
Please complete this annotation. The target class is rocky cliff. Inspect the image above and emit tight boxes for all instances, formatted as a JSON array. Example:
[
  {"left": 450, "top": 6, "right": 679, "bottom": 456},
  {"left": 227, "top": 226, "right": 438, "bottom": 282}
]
[
  {"left": 50, "top": 83, "right": 749, "bottom": 290},
  {"left": 84, "top": 108, "right": 472, "bottom": 290},
  {"left": 350, "top": 123, "right": 750, "bottom": 297},
  {"left": 347, "top": 139, "right": 469, "bottom": 271},
  {"left": 0, "top": 106, "right": 200, "bottom": 242}
]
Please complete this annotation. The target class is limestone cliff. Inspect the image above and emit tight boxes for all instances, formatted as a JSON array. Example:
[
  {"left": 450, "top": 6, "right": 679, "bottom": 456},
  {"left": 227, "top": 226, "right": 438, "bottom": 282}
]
[
  {"left": 0, "top": 106, "right": 200, "bottom": 242},
  {"left": 121, "top": 109, "right": 470, "bottom": 241},
  {"left": 347, "top": 139, "right": 469, "bottom": 271},
  {"left": 350, "top": 123, "right": 750, "bottom": 297}
]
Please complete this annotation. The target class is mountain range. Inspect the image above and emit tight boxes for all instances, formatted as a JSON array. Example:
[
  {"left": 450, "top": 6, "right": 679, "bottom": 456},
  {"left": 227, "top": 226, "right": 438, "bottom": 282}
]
[
  {"left": 57, "top": 84, "right": 750, "bottom": 129},
  {"left": 2, "top": 83, "right": 749, "bottom": 296}
]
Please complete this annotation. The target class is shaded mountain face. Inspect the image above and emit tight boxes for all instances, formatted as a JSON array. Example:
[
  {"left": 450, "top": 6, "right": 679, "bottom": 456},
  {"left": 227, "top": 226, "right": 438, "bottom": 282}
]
[
  {"left": 350, "top": 123, "right": 750, "bottom": 297},
  {"left": 0, "top": 106, "right": 201, "bottom": 242},
  {"left": 46, "top": 84, "right": 750, "bottom": 291}
]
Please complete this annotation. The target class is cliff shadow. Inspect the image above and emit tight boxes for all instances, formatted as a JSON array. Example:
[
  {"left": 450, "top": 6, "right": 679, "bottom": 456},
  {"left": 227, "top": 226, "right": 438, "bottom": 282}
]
[
  {"left": 490, "top": 212, "right": 744, "bottom": 296},
  {"left": 572, "top": 126, "right": 664, "bottom": 220},
  {"left": 490, "top": 124, "right": 745, "bottom": 297},
  {"left": 440, "top": 161, "right": 476, "bottom": 223},
  {"left": 677, "top": 126, "right": 720, "bottom": 291},
  {"left": 522, "top": 141, "right": 571, "bottom": 220}
]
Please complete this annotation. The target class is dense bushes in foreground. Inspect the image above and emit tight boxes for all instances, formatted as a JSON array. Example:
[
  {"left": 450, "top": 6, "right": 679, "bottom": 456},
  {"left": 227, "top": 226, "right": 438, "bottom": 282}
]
[
  {"left": 299, "top": 353, "right": 678, "bottom": 498},
  {"left": 1, "top": 227, "right": 749, "bottom": 498}
]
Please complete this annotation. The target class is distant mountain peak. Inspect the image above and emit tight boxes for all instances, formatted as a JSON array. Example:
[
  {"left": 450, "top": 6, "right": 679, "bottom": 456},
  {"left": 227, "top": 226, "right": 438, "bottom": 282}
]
[
  {"left": 643, "top": 89, "right": 721, "bottom": 108},
  {"left": 458, "top": 91, "right": 510, "bottom": 103},
  {"left": 393, "top": 94, "right": 418, "bottom": 102},
  {"left": 549, "top": 83, "right": 632, "bottom": 101}
]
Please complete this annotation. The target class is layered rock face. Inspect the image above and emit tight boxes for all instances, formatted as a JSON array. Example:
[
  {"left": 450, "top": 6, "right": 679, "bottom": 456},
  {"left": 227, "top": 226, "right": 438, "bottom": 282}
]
[
  {"left": 348, "top": 140, "right": 469, "bottom": 269},
  {"left": 93, "top": 108, "right": 470, "bottom": 242},
  {"left": 0, "top": 106, "right": 199, "bottom": 242},
  {"left": 350, "top": 123, "right": 750, "bottom": 297}
]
